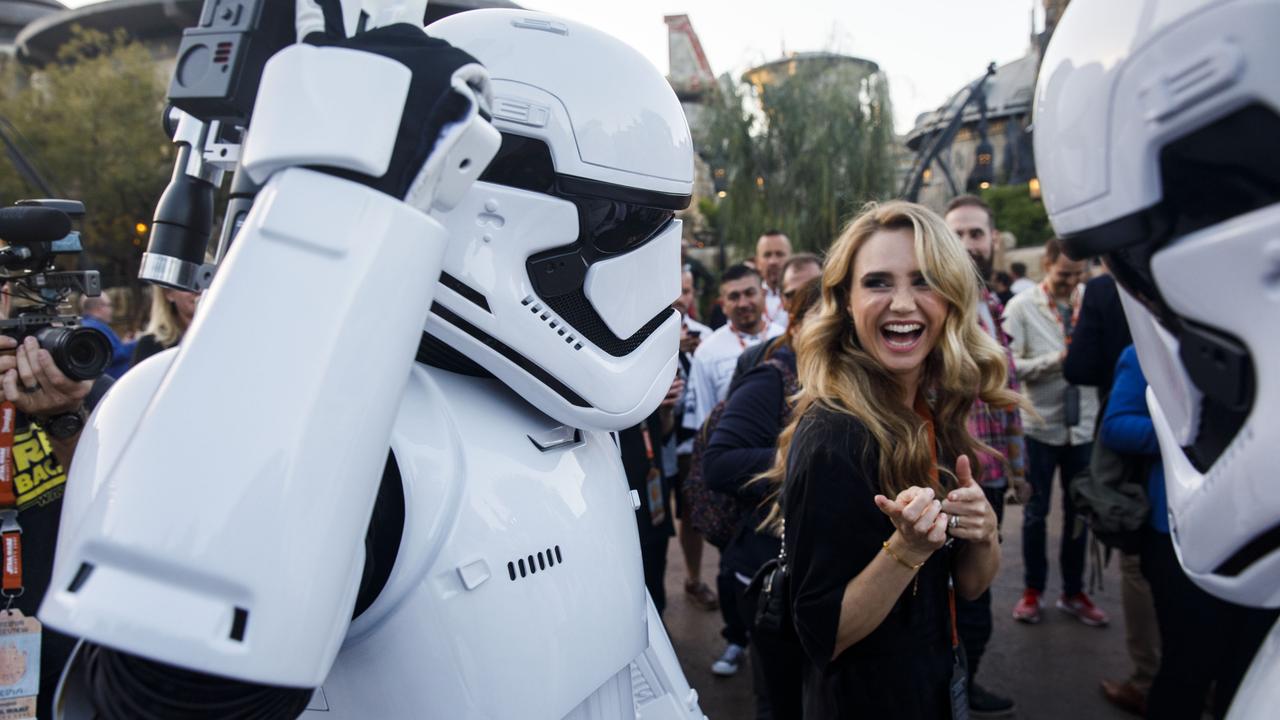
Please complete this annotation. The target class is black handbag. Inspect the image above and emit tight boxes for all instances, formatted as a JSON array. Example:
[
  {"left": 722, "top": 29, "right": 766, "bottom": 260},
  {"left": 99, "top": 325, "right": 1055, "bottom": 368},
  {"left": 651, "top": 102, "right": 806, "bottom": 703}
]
[
  {"left": 749, "top": 557, "right": 789, "bottom": 634},
  {"left": 743, "top": 521, "right": 804, "bottom": 719}
]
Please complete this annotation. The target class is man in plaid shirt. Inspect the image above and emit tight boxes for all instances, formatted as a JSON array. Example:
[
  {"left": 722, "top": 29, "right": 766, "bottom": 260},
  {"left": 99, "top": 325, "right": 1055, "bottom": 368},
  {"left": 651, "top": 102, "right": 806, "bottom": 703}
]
[{"left": 947, "top": 195, "right": 1029, "bottom": 717}]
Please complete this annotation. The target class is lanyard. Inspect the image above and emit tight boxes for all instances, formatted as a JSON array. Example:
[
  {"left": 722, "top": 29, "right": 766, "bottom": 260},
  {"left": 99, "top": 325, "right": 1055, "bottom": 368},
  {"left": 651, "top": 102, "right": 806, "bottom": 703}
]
[
  {"left": 948, "top": 579, "right": 959, "bottom": 650},
  {"left": 639, "top": 421, "right": 656, "bottom": 462},
  {"left": 912, "top": 394, "right": 941, "bottom": 486},
  {"left": 0, "top": 402, "right": 22, "bottom": 605},
  {"left": 639, "top": 420, "right": 669, "bottom": 475},
  {"left": 639, "top": 420, "right": 667, "bottom": 526},
  {"left": 730, "top": 327, "right": 763, "bottom": 350},
  {"left": 1038, "top": 280, "right": 1081, "bottom": 344},
  {"left": 762, "top": 286, "right": 779, "bottom": 326},
  {"left": 917, "top": 394, "right": 961, "bottom": 652},
  {"left": 903, "top": 395, "right": 941, "bottom": 598}
]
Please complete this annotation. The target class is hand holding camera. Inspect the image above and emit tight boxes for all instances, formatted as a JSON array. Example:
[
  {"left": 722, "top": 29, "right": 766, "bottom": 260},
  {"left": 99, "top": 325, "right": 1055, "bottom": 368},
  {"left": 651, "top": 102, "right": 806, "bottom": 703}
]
[
  {"left": 0, "top": 335, "right": 92, "bottom": 418},
  {"left": 0, "top": 200, "right": 112, "bottom": 385}
]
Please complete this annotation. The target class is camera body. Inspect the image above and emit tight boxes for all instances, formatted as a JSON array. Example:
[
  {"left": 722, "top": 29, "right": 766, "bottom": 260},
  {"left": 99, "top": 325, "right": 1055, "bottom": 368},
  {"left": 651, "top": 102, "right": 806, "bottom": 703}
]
[
  {"left": 0, "top": 314, "right": 110, "bottom": 383},
  {"left": 0, "top": 200, "right": 111, "bottom": 381}
]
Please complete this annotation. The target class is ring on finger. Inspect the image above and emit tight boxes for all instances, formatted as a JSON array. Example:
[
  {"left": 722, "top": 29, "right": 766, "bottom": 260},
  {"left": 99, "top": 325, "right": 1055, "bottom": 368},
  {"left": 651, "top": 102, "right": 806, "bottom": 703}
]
[
  {"left": 21, "top": 383, "right": 39, "bottom": 394},
  {"left": 948, "top": 515, "right": 960, "bottom": 530}
]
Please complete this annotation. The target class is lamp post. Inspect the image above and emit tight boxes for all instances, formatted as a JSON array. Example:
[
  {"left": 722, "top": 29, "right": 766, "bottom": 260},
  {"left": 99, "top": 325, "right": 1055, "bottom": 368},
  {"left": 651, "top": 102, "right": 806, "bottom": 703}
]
[
  {"left": 901, "top": 63, "right": 997, "bottom": 202},
  {"left": 969, "top": 138, "right": 995, "bottom": 191},
  {"left": 966, "top": 64, "right": 995, "bottom": 192}
]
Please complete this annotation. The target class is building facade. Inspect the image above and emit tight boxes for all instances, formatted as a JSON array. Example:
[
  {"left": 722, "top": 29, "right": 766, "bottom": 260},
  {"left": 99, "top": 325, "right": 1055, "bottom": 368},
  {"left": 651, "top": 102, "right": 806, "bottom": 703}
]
[
  {"left": 900, "top": 0, "right": 1074, "bottom": 214},
  {"left": 1, "top": 0, "right": 63, "bottom": 55}
]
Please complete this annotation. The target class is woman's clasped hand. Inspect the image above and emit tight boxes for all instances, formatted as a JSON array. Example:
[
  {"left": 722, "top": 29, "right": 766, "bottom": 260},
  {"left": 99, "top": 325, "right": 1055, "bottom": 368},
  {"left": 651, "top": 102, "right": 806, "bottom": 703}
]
[
  {"left": 873, "top": 486, "right": 948, "bottom": 562},
  {"left": 873, "top": 456, "right": 998, "bottom": 562}
]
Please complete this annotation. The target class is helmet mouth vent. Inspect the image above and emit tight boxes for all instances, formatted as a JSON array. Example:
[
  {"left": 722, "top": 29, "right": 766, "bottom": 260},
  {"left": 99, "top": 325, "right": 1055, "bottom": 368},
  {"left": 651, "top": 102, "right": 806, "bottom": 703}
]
[
  {"left": 428, "top": 303, "right": 590, "bottom": 408},
  {"left": 532, "top": 288, "right": 673, "bottom": 358}
]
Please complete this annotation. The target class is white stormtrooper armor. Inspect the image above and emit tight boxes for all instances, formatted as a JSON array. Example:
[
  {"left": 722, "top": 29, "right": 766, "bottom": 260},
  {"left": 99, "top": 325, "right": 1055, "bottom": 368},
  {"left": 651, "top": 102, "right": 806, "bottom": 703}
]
[
  {"left": 40, "top": 4, "right": 701, "bottom": 719},
  {"left": 423, "top": 9, "right": 690, "bottom": 432},
  {"left": 298, "top": 9, "right": 700, "bottom": 719},
  {"left": 1035, "top": 0, "right": 1280, "bottom": 715}
]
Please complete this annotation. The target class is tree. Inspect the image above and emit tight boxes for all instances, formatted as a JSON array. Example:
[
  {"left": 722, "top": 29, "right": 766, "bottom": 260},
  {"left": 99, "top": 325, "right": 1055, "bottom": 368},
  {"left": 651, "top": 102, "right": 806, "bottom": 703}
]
[
  {"left": 700, "top": 57, "right": 896, "bottom": 257},
  {"left": 981, "top": 183, "right": 1052, "bottom": 248},
  {"left": 0, "top": 28, "right": 171, "bottom": 289}
]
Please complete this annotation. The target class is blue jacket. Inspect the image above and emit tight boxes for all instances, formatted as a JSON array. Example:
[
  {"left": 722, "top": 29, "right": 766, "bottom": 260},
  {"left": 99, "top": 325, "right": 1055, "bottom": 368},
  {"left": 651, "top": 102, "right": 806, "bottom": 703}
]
[
  {"left": 81, "top": 316, "right": 136, "bottom": 380},
  {"left": 1099, "top": 345, "right": 1168, "bottom": 533}
]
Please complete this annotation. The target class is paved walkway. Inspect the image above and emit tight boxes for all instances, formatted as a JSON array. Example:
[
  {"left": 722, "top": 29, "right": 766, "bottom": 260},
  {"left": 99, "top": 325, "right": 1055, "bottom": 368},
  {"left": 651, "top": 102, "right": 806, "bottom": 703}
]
[{"left": 660, "top": 481, "right": 1137, "bottom": 719}]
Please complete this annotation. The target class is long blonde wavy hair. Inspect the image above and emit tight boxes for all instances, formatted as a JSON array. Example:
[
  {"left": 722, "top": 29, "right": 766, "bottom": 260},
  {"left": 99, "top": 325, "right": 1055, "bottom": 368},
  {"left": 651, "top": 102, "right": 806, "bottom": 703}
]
[
  {"left": 761, "top": 201, "right": 1024, "bottom": 521},
  {"left": 142, "top": 286, "right": 193, "bottom": 349}
]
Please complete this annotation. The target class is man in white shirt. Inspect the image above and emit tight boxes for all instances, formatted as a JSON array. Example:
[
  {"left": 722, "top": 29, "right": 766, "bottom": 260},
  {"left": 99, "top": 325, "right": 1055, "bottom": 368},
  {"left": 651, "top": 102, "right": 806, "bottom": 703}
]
[
  {"left": 945, "top": 194, "right": 1027, "bottom": 716},
  {"left": 1009, "top": 261, "right": 1036, "bottom": 296},
  {"left": 683, "top": 264, "right": 780, "bottom": 434},
  {"left": 731, "top": 253, "right": 823, "bottom": 383},
  {"left": 1003, "top": 238, "right": 1108, "bottom": 628},
  {"left": 754, "top": 230, "right": 792, "bottom": 328}
]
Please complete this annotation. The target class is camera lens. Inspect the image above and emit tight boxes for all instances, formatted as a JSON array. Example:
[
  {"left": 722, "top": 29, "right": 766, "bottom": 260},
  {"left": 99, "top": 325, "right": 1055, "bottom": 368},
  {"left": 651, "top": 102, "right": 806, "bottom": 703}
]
[{"left": 34, "top": 326, "right": 112, "bottom": 381}]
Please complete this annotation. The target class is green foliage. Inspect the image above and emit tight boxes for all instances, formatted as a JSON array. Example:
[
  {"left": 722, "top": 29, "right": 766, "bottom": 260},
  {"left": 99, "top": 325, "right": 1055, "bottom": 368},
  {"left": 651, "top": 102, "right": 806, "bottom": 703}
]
[
  {"left": 981, "top": 183, "right": 1052, "bottom": 248},
  {"left": 0, "top": 27, "right": 170, "bottom": 286},
  {"left": 700, "top": 59, "right": 896, "bottom": 257}
]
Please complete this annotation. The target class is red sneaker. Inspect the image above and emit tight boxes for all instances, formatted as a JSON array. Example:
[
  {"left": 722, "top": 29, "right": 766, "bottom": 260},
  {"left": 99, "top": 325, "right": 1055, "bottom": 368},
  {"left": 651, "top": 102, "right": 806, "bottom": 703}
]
[
  {"left": 1012, "top": 588, "right": 1042, "bottom": 623},
  {"left": 1057, "top": 592, "right": 1110, "bottom": 626}
]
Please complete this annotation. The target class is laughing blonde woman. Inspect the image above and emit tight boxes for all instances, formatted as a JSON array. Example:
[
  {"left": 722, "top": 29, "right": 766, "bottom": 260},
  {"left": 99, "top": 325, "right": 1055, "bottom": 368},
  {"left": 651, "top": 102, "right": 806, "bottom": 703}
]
[
  {"left": 130, "top": 286, "right": 201, "bottom": 368},
  {"left": 770, "top": 201, "right": 1023, "bottom": 718}
]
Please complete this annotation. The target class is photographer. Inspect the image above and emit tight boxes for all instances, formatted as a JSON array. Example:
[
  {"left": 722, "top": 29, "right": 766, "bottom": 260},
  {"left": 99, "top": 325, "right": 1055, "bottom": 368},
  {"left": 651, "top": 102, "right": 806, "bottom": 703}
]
[{"left": 0, "top": 284, "right": 105, "bottom": 719}]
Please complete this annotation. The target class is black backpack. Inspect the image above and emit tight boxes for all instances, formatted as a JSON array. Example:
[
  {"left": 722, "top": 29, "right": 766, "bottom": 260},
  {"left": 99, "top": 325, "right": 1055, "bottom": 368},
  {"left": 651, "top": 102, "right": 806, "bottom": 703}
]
[
  {"left": 1069, "top": 429, "right": 1151, "bottom": 554},
  {"left": 683, "top": 357, "right": 798, "bottom": 549}
]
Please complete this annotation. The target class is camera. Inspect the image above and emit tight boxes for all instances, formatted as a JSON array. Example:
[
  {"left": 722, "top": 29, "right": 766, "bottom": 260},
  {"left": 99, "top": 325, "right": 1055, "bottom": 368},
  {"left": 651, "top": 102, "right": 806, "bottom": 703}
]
[{"left": 0, "top": 199, "right": 112, "bottom": 381}]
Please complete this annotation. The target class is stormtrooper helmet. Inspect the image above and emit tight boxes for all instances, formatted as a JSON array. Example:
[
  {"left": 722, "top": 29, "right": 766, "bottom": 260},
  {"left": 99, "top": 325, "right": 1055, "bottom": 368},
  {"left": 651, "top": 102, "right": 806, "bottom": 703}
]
[
  {"left": 423, "top": 9, "right": 692, "bottom": 432},
  {"left": 1035, "top": 0, "right": 1280, "bottom": 606}
]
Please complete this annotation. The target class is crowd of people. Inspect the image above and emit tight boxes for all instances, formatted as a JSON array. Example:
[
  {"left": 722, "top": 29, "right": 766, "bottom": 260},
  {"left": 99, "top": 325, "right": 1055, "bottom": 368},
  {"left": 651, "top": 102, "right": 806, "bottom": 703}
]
[
  {"left": 0, "top": 198, "right": 1269, "bottom": 720},
  {"left": 620, "top": 195, "right": 1278, "bottom": 719}
]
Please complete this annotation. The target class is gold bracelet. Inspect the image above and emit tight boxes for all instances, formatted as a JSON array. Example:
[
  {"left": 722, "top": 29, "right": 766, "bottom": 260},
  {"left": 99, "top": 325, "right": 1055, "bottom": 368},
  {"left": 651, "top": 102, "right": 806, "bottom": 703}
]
[{"left": 882, "top": 539, "right": 924, "bottom": 571}]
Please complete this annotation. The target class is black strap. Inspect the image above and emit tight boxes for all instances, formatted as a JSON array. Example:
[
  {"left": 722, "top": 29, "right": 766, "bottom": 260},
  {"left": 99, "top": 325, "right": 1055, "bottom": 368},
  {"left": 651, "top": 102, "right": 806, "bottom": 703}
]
[
  {"left": 314, "top": 0, "right": 347, "bottom": 40},
  {"left": 308, "top": 25, "right": 481, "bottom": 200}
]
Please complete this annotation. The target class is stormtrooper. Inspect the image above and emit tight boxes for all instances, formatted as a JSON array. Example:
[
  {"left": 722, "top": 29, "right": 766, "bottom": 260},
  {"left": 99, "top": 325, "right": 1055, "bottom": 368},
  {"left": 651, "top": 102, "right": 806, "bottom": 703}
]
[
  {"left": 38, "top": 2, "right": 704, "bottom": 718},
  {"left": 1034, "top": 0, "right": 1280, "bottom": 716}
]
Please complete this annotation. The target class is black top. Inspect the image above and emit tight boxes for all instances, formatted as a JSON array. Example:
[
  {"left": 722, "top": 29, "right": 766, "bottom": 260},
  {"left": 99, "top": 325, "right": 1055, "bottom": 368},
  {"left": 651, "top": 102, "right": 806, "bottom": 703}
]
[
  {"left": 129, "top": 333, "right": 168, "bottom": 369},
  {"left": 730, "top": 335, "right": 782, "bottom": 387},
  {"left": 784, "top": 405, "right": 956, "bottom": 719},
  {"left": 703, "top": 346, "right": 793, "bottom": 577},
  {"left": 621, "top": 413, "right": 675, "bottom": 546},
  {"left": 1063, "top": 274, "right": 1132, "bottom": 400}
]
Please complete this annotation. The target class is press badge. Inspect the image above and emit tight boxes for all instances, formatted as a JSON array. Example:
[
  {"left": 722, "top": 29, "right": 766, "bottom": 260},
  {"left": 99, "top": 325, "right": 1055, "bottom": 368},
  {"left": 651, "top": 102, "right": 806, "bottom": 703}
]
[
  {"left": 646, "top": 468, "right": 666, "bottom": 526},
  {"left": 0, "top": 610, "right": 41, "bottom": 719}
]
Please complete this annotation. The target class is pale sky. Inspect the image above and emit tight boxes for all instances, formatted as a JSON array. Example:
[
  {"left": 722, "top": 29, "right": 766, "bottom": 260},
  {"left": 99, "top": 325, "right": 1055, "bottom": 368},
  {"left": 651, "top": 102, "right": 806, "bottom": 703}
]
[{"left": 62, "top": 0, "right": 1044, "bottom": 133}]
